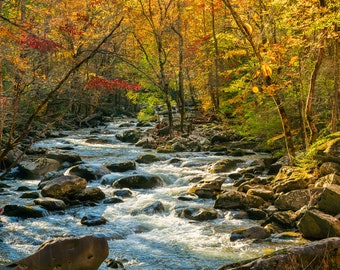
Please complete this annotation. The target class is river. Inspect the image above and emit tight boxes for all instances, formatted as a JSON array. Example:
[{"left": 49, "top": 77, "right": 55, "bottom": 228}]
[{"left": 0, "top": 119, "right": 304, "bottom": 269}]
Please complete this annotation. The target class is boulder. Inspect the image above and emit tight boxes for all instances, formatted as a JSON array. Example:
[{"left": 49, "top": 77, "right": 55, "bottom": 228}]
[
  {"left": 41, "top": 175, "right": 87, "bottom": 199},
  {"left": 178, "top": 207, "right": 218, "bottom": 221},
  {"left": 271, "top": 166, "right": 314, "bottom": 193},
  {"left": 319, "top": 162, "right": 340, "bottom": 176},
  {"left": 218, "top": 237, "right": 340, "bottom": 270},
  {"left": 106, "top": 160, "right": 136, "bottom": 172},
  {"left": 34, "top": 197, "right": 66, "bottom": 211},
  {"left": 116, "top": 129, "right": 142, "bottom": 143},
  {"left": 46, "top": 150, "right": 82, "bottom": 165},
  {"left": 208, "top": 158, "right": 244, "bottom": 173},
  {"left": 315, "top": 173, "right": 340, "bottom": 187},
  {"left": 247, "top": 208, "right": 268, "bottom": 220},
  {"left": 2, "top": 235, "right": 108, "bottom": 270},
  {"left": 230, "top": 226, "right": 270, "bottom": 241},
  {"left": 136, "top": 154, "right": 163, "bottom": 164},
  {"left": 135, "top": 136, "right": 157, "bottom": 149},
  {"left": 74, "top": 187, "right": 106, "bottom": 202},
  {"left": 3, "top": 205, "right": 49, "bottom": 219},
  {"left": 131, "top": 201, "right": 165, "bottom": 216},
  {"left": 214, "top": 191, "right": 266, "bottom": 210},
  {"left": 298, "top": 209, "right": 340, "bottom": 239},
  {"left": 66, "top": 164, "right": 111, "bottom": 181},
  {"left": 247, "top": 188, "right": 274, "bottom": 201},
  {"left": 20, "top": 191, "right": 40, "bottom": 199},
  {"left": 188, "top": 176, "right": 225, "bottom": 199},
  {"left": 113, "top": 189, "right": 133, "bottom": 198},
  {"left": 274, "top": 188, "right": 322, "bottom": 211},
  {"left": 81, "top": 214, "right": 107, "bottom": 226},
  {"left": 18, "top": 158, "right": 61, "bottom": 179},
  {"left": 112, "top": 174, "right": 164, "bottom": 189},
  {"left": 317, "top": 184, "right": 340, "bottom": 215}
]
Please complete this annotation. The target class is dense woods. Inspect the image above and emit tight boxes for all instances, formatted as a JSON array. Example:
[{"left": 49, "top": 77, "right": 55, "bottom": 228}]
[{"left": 0, "top": 0, "right": 339, "bottom": 171}]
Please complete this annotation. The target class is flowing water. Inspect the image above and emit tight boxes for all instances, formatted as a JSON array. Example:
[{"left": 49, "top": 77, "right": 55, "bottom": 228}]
[{"left": 0, "top": 119, "right": 305, "bottom": 269}]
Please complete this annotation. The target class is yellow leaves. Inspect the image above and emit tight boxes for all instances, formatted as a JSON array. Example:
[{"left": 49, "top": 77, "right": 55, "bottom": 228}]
[
  {"left": 288, "top": 56, "right": 299, "bottom": 66},
  {"left": 261, "top": 62, "right": 272, "bottom": 78},
  {"left": 252, "top": 86, "right": 260, "bottom": 93},
  {"left": 244, "top": 23, "right": 253, "bottom": 35},
  {"left": 252, "top": 70, "right": 261, "bottom": 79}
]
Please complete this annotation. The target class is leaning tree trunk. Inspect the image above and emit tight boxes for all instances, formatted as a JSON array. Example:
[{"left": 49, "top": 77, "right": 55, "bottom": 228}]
[{"left": 332, "top": 24, "right": 339, "bottom": 132}]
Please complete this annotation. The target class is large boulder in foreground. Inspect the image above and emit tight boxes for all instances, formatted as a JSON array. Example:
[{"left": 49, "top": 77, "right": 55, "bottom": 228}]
[
  {"left": 41, "top": 175, "right": 87, "bottom": 199},
  {"left": 18, "top": 158, "right": 61, "bottom": 179},
  {"left": 1, "top": 235, "right": 108, "bottom": 270},
  {"left": 112, "top": 174, "right": 164, "bottom": 189},
  {"left": 297, "top": 209, "right": 340, "bottom": 239},
  {"left": 218, "top": 237, "right": 340, "bottom": 270}
]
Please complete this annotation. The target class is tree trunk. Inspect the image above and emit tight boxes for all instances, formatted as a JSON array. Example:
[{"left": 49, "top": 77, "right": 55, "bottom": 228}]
[
  {"left": 305, "top": 36, "right": 324, "bottom": 145},
  {"left": 332, "top": 24, "right": 339, "bottom": 132},
  {"left": 211, "top": 0, "right": 220, "bottom": 111}
]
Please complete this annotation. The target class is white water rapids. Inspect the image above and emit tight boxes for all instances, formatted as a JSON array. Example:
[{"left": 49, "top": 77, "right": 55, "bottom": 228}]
[{"left": 0, "top": 119, "right": 304, "bottom": 269}]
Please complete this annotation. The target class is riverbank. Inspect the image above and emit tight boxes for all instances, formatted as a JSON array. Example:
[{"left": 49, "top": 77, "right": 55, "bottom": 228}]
[{"left": 0, "top": 118, "right": 339, "bottom": 269}]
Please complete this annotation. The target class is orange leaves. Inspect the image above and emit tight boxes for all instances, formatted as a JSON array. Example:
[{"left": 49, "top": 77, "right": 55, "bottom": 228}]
[
  {"left": 261, "top": 62, "right": 272, "bottom": 78},
  {"left": 244, "top": 23, "right": 253, "bottom": 35}
]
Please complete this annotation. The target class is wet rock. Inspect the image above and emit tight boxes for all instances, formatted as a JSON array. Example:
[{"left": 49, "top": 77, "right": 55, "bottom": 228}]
[
  {"left": 271, "top": 166, "right": 314, "bottom": 193},
  {"left": 274, "top": 188, "right": 322, "bottom": 211},
  {"left": 113, "top": 189, "right": 133, "bottom": 198},
  {"left": 46, "top": 150, "right": 82, "bottom": 165},
  {"left": 34, "top": 197, "right": 66, "bottom": 211},
  {"left": 106, "top": 160, "right": 136, "bottom": 172},
  {"left": 247, "top": 208, "right": 268, "bottom": 220},
  {"left": 214, "top": 191, "right": 266, "bottom": 210},
  {"left": 218, "top": 237, "right": 340, "bottom": 270},
  {"left": 230, "top": 226, "right": 270, "bottom": 241},
  {"left": 267, "top": 156, "right": 289, "bottom": 175},
  {"left": 3, "top": 235, "right": 108, "bottom": 270},
  {"left": 116, "top": 129, "right": 142, "bottom": 143},
  {"left": 106, "top": 258, "right": 125, "bottom": 269},
  {"left": 246, "top": 188, "right": 274, "bottom": 202},
  {"left": 131, "top": 201, "right": 165, "bottom": 216},
  {"left": 136, "top": 154, "right": 163, "bottom": 164},
  {"left": 18, "top": 158, "right": 61, "bottom": 179},
  {"left": 179, "top": 207, "right": 218, "bottom": 221},
  {"left": 85, "top": 138, "right": 112, "bottom": 144},
  {"left": 208, "top": 158, "right": 244, "bottom": 173},
  {"left": 17, "top": 186, "right": 31, "bottom": 191},
  {"left": 20, "top": 191, "right": 40, "bottom": 199},
  {"left": 2, "top": 148, "right": 26, "bottom": 169},
  {"left": 315, "top": 173, "right": 340, "bottom": 187},
  {"left": 3, "top": 205, "right": 49, "bottom": 219},
  {"left": 135, "top": 136, "right": 157, "bottom": 149},
  {"left": 188, "top": 176, "right": 225, "bottom": 199},
  {"left": 81, "top": 214, "right": 107, "bottom": 226},
  {"left": 74, "top": 187, "right": 106, "bottom": 202},
  {"left": 317, "top": 184, "right": 340, "bottom": 215},
  {"left": 112, "top": 174, "right": 164, "bottom": 189},
  {"left": 298, "top": 209, "right": 340, "bottom": 239},
  {"left": 319, "top": 162, "right": 340, "bottom": 176},
  {"left": 266, "top": 210, "right": 297, "bottom": 229},
  {"left": 103, "top": 197, "right": 124, "bottom": 204},
  {"left": 66, "top": 164, "right": 111, "bottom": 181},
  {"left": 41, "top": 175, "right": 87, "bottom": 199}
]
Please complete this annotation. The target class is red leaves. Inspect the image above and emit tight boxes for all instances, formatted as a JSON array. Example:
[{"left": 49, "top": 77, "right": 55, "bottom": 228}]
[
  {"left": 59, "top": 23, "right": 83, "bottom": 36},
  {"left": 19, "top": 35, "right": 60, "bottom": 53},
  {"left": 85, "top": 76, "right": 142, "bottom": 92}
]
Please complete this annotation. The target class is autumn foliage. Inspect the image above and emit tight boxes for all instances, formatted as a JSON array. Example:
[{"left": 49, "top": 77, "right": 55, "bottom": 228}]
[{"left": 85, "top": 76, "right": 142, "bottom": 92}]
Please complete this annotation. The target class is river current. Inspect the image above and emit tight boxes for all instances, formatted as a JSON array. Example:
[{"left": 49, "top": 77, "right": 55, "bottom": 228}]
[{"left": 0, "top": 119, "right": 304, "bottom": 269}]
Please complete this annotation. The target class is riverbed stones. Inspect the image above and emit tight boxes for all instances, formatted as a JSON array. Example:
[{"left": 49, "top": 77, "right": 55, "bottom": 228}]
[
  {"left": 317, "top": 184, "right": 340, "bottom": 215},
  {"left": 230, "top": 226, "right": 270, "bottom": 241},
  {"left": 188, "top": 176, "right": 225, "bottom": 199},
  {"left": 74, "top": 187, "right": 106, "bottom": 202},
  {"left": 112, "top": 174, "right": 164, "bottom": 189},
  {"left": 41, "top": 175, "right": 87, "bottom": 199},
  {"left": 274, "top": 188, "right": 322, "bottom": 211},
  {"left": 116, "top": 129, "right": 142, "bottom": 143},
  {"left": 81, "top": 214, "right": 107, "bottom": 226},
  {"left": 3, "top": 205, "right": 49, "bottom": 219},
  {"left": 214, "top": 191, "right": 266, "bottom": 210},
  {"left": 66, "top": 164, "right": 111, "bottom": 181},
  {"left": 218, "top": 237, "right": 340, "bottom": 270},
  {"left": 106, "top": 160, "right": 136, "bottom": 172},
  {"left": 131, "top": 201, "right": 165, "bottom": 216},
  {"left": 3, "top": 235, "right": 109, "bottom": 270},
  {"left": 34, "top": 197, "right": 66, "bottom": 211},
  {"left": 46, "top": 150, "right": 82, "bottom": 165},
  {"left": 136, "top": 154, "right": 163, "bottom": 164},
  {"left": 315, "top": 173, "right": 340, "bottom": 187},
  {"left": 298, "top": 209, "right": 340, "bottom": 239},
  {"left": 18, "top": 158, "right": 61, "bottom": 179},
  {"left": 208, "top": 158, "right": 244, "bottom": 173},
  {"left": 179, "top": 207, "right": 219, "bottom": 221}
]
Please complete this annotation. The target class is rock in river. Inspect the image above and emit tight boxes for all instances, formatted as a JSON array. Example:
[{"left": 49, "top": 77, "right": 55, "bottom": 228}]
[{"left": 112, "top": 174, "right": 164, "bottom": 189}]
